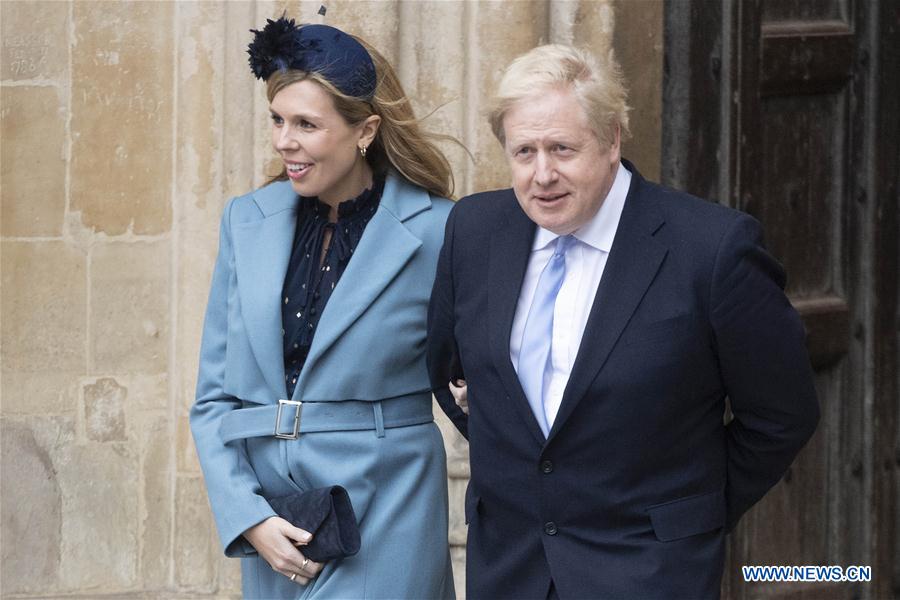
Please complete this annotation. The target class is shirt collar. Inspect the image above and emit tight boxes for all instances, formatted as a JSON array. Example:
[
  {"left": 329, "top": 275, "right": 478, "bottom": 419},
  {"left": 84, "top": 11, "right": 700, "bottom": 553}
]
[{"left": 532, "top": 162, "right": 632, "bottom": 252}]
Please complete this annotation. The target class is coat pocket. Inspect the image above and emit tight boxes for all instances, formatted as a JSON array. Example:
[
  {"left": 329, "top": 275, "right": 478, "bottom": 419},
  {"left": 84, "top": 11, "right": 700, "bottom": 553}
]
[{"left": 646, "top": 488, "right": 725, "bottom": 542}]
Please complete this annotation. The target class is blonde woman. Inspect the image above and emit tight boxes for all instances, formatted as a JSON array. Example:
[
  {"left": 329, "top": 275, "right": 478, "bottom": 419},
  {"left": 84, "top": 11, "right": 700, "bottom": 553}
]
[{"left": 191, "top": 17, "right": 455, "bottom": 599}]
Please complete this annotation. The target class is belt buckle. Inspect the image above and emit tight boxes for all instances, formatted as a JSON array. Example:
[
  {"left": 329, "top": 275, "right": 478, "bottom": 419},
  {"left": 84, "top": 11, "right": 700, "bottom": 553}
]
[{"left": 274, "top": 399, "right": 303, "bottom": 440}]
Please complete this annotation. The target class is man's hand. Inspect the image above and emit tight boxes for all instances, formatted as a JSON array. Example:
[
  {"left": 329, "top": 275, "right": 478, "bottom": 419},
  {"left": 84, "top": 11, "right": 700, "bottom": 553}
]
[
  {"left": 450, "top": 379, "right": 468, "bottom": 415},
  {"left": 243, "top": 516, "right": 324, "bottom": 585}
]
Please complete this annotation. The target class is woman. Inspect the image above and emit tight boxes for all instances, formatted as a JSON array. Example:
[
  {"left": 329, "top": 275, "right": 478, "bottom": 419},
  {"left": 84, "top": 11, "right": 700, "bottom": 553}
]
[{"left": 190, "top": 17, "right": 455, "bottom": 599}]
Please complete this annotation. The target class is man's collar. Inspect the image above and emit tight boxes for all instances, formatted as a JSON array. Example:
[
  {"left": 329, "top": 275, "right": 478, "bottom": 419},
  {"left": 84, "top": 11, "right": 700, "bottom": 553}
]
[{"left": 532, "top": 162, "right": 632, "bottom": 252}]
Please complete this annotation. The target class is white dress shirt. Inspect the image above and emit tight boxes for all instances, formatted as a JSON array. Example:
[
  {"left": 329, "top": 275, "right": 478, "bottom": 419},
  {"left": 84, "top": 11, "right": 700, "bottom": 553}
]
[{"left": 510, "top": 163, "right": 632, "bottom": 430}]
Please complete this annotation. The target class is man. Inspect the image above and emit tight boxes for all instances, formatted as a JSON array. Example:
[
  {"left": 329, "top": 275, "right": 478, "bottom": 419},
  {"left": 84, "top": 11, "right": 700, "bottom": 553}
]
[{"left": 427, "top": 44, "right": 819, "bottom": 599}]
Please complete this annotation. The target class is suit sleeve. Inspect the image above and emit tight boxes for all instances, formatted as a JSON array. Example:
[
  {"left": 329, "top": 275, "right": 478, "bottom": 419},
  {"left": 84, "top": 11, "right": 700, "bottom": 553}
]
[
  {"left": 189, "top": 198, "right": 276, "bottom": 556},
  {"left": 710, "top": 213, "right": 820, "bottom": 531},
  {"left": 427, "top": 205, "right": 469, "bottom": 438}
]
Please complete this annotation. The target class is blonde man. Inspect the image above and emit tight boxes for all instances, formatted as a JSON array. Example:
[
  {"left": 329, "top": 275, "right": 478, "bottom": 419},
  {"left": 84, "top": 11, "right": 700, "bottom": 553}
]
[{"left": 428, "top": 44, "right": 818, "bottom": 599}]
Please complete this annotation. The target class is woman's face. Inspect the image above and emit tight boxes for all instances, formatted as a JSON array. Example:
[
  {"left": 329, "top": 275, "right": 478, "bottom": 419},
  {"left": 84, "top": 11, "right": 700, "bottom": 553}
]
[{"left": 270, "top": 79, "right": 375, "bottom": 206}]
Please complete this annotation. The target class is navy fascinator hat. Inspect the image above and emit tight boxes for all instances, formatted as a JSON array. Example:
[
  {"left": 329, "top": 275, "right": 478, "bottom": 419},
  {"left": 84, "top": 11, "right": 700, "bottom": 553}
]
[{"left": 247, "top": 16, "right": 377, "bottom": 100}]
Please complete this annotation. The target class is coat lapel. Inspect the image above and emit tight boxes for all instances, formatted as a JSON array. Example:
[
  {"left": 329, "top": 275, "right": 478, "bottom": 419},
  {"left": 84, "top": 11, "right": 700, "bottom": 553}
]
[
  {"left": 231, "top": 181, "right": 300, "bottom": 401},
  {"left": 294, "top": 174, "right": 429, "bottom": 396},
  {"left": 487, "top": 194, "right": 546, "bottom": 446},
  {"left": 547, "top": 172, "right": 668, "bottom": 443}
]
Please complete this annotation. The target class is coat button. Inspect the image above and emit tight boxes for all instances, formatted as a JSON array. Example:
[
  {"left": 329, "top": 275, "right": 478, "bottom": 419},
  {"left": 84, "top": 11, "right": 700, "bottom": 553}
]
[
  {"left": 540, "top": 460, "right": 554, "bottom": 474},
  {"left": 544, "top": 522, "right": 558, "bottom": 536}
]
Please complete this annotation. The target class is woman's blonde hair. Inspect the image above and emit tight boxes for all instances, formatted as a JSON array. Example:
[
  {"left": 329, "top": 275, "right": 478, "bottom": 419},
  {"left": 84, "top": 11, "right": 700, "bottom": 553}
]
[
  {"left": 488, "top": 44, "right": 631, "bottom": 150},
  {"left": 266, "top": 34, "right": 456, "bottom": 199}
]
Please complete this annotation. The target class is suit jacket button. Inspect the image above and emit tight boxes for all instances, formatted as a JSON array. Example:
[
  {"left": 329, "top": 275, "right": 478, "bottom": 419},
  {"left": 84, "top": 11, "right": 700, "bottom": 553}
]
[
  {"left": 540, "top": 460, "right": 554, "bottom": 474},
  {"left": 544, "top": 522, "right": 558, "bottom": 536}
]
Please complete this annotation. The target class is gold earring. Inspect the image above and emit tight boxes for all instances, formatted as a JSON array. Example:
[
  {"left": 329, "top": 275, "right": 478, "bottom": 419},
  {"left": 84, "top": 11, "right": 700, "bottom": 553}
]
[{"left": 359, "top": 145, "right": 367, "bottom": 158}]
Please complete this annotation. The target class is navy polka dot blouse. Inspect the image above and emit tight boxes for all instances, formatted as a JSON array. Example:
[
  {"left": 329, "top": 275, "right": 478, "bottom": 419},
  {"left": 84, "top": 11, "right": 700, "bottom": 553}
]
[{"left": 281, "top": 175, "right": 385, "bottom": 398}]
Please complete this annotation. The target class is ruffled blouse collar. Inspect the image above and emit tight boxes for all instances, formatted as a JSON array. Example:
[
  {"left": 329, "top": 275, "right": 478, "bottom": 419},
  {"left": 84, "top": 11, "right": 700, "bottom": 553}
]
[
  {"left": 286, "top": 174, "right": 384, "bottom": 311},
  {"left": 299, "top": 176, "right": 383, "bottom": 221},
  {"left": 295, "top": 176, "right": 383, "bottom": 258}
]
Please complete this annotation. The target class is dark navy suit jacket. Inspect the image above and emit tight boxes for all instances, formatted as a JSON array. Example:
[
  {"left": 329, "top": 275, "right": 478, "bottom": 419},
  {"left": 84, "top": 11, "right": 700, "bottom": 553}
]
[{"left": 427, "top": 161, "right": 819, "bottom": 599}]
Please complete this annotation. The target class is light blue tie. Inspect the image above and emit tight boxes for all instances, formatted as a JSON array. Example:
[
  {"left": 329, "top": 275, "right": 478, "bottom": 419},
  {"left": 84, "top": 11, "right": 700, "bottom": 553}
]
[{"left": 518, "top": 235, "right": 574, "bottom": 436}]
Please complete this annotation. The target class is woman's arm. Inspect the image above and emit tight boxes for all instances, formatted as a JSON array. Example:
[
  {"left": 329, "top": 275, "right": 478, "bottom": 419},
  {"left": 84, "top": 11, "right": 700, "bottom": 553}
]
[
  {"left": 190, "top": 198, "right": 276, "bottom": 555},
  {"left": 189, "top": 199, "right": 324, "bottom": 583},
  {"left": 450, "top": 379, "right": 468, "bottom": 415},
  {"left": 243, "top": 517, "right": 323, "bottom": 584}
]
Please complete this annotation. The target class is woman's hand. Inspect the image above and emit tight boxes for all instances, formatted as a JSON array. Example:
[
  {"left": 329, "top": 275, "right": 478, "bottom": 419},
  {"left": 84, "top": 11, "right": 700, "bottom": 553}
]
[
  {"left": 450, "top": 379, "right": 468, "bottom": 415},
  {"left": 243, "top": 516, "right": 324, "bottom": 585}
]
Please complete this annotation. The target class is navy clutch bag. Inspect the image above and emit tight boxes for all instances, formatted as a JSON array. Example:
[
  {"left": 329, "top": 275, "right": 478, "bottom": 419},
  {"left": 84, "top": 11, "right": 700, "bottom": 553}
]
[{"left": 267, "top": 486, "right": 361, "bottom": 562}]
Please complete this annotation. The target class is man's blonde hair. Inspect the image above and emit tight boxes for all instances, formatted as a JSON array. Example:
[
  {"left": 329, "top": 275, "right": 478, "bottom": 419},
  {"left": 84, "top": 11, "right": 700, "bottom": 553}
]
[{"left": 488, "top": 44, "right": 631, "bottom": 150}]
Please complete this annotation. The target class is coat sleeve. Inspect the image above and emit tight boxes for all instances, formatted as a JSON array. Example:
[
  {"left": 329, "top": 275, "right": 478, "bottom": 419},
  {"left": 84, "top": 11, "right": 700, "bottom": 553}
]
[
  {"left": 427, "top": 204, "right": 469, "bottom": 438},
  {"left": 710, "top": 213, "right": 820, "bottom": 531},
  {"left": 189, "top": 198, "right": 276, "bottom": 556}
]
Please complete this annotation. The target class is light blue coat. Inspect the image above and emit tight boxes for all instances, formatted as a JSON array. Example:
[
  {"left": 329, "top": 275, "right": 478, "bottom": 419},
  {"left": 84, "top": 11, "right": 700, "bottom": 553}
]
[{"left": 191, "top": 173, "right": 454, "bottom": 599}]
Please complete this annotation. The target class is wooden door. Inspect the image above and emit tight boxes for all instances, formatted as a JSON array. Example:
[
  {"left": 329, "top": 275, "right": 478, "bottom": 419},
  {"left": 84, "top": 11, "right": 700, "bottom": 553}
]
[{"left": 661, "top": 0, "right": 898, "bottom": 598}]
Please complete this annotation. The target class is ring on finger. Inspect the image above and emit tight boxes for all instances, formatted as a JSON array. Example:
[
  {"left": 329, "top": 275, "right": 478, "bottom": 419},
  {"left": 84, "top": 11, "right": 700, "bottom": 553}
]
[
  {"left": 301, "top": 557, "right": 310, "bottom": 570},
  {"left": 290, "top": 573, "right": 297, "bottom": 582}
]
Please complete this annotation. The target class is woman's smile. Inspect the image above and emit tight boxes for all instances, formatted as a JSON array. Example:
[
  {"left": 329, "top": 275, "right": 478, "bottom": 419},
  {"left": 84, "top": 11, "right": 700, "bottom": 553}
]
[{"left": 285, "top": 161, "right": 313, "bottom": 180}]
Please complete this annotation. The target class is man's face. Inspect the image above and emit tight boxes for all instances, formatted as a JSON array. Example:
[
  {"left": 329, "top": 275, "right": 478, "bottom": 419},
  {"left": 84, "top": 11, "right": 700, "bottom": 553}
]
[{"left": 502, "top": 87, "right": 620, "bottom": 235}]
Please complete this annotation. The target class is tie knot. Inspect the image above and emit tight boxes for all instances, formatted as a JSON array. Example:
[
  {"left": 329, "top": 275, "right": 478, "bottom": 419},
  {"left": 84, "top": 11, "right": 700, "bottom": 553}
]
[{"left": 553, "top": 235, "right": 575, "bottom": 257}]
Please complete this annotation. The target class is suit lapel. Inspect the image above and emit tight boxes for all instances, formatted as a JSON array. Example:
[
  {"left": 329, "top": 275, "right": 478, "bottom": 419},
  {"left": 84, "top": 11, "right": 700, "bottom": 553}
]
[
  {"left": 487, "top": 194, "right": 546, "bottom": 446},
  {"left": 294, "top": 174, "right": 428, "bottom": 396},
  {"left": 547, "top": 173, "right": 668, "bottom": 443},
  {"left": 232, "top": 181, "right": 299, "bottom": 401}
]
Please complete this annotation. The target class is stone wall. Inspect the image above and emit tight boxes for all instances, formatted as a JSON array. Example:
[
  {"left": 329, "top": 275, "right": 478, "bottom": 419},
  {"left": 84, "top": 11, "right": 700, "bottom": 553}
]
[{"left": 0, "top": 1, "right": 661, "bottom": 597}]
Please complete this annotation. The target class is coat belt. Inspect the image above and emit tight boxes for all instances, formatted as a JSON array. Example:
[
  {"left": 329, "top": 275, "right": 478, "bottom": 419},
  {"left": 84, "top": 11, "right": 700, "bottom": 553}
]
[{"left": 219, "top": 391, "right": 434, "bottom": 443}]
